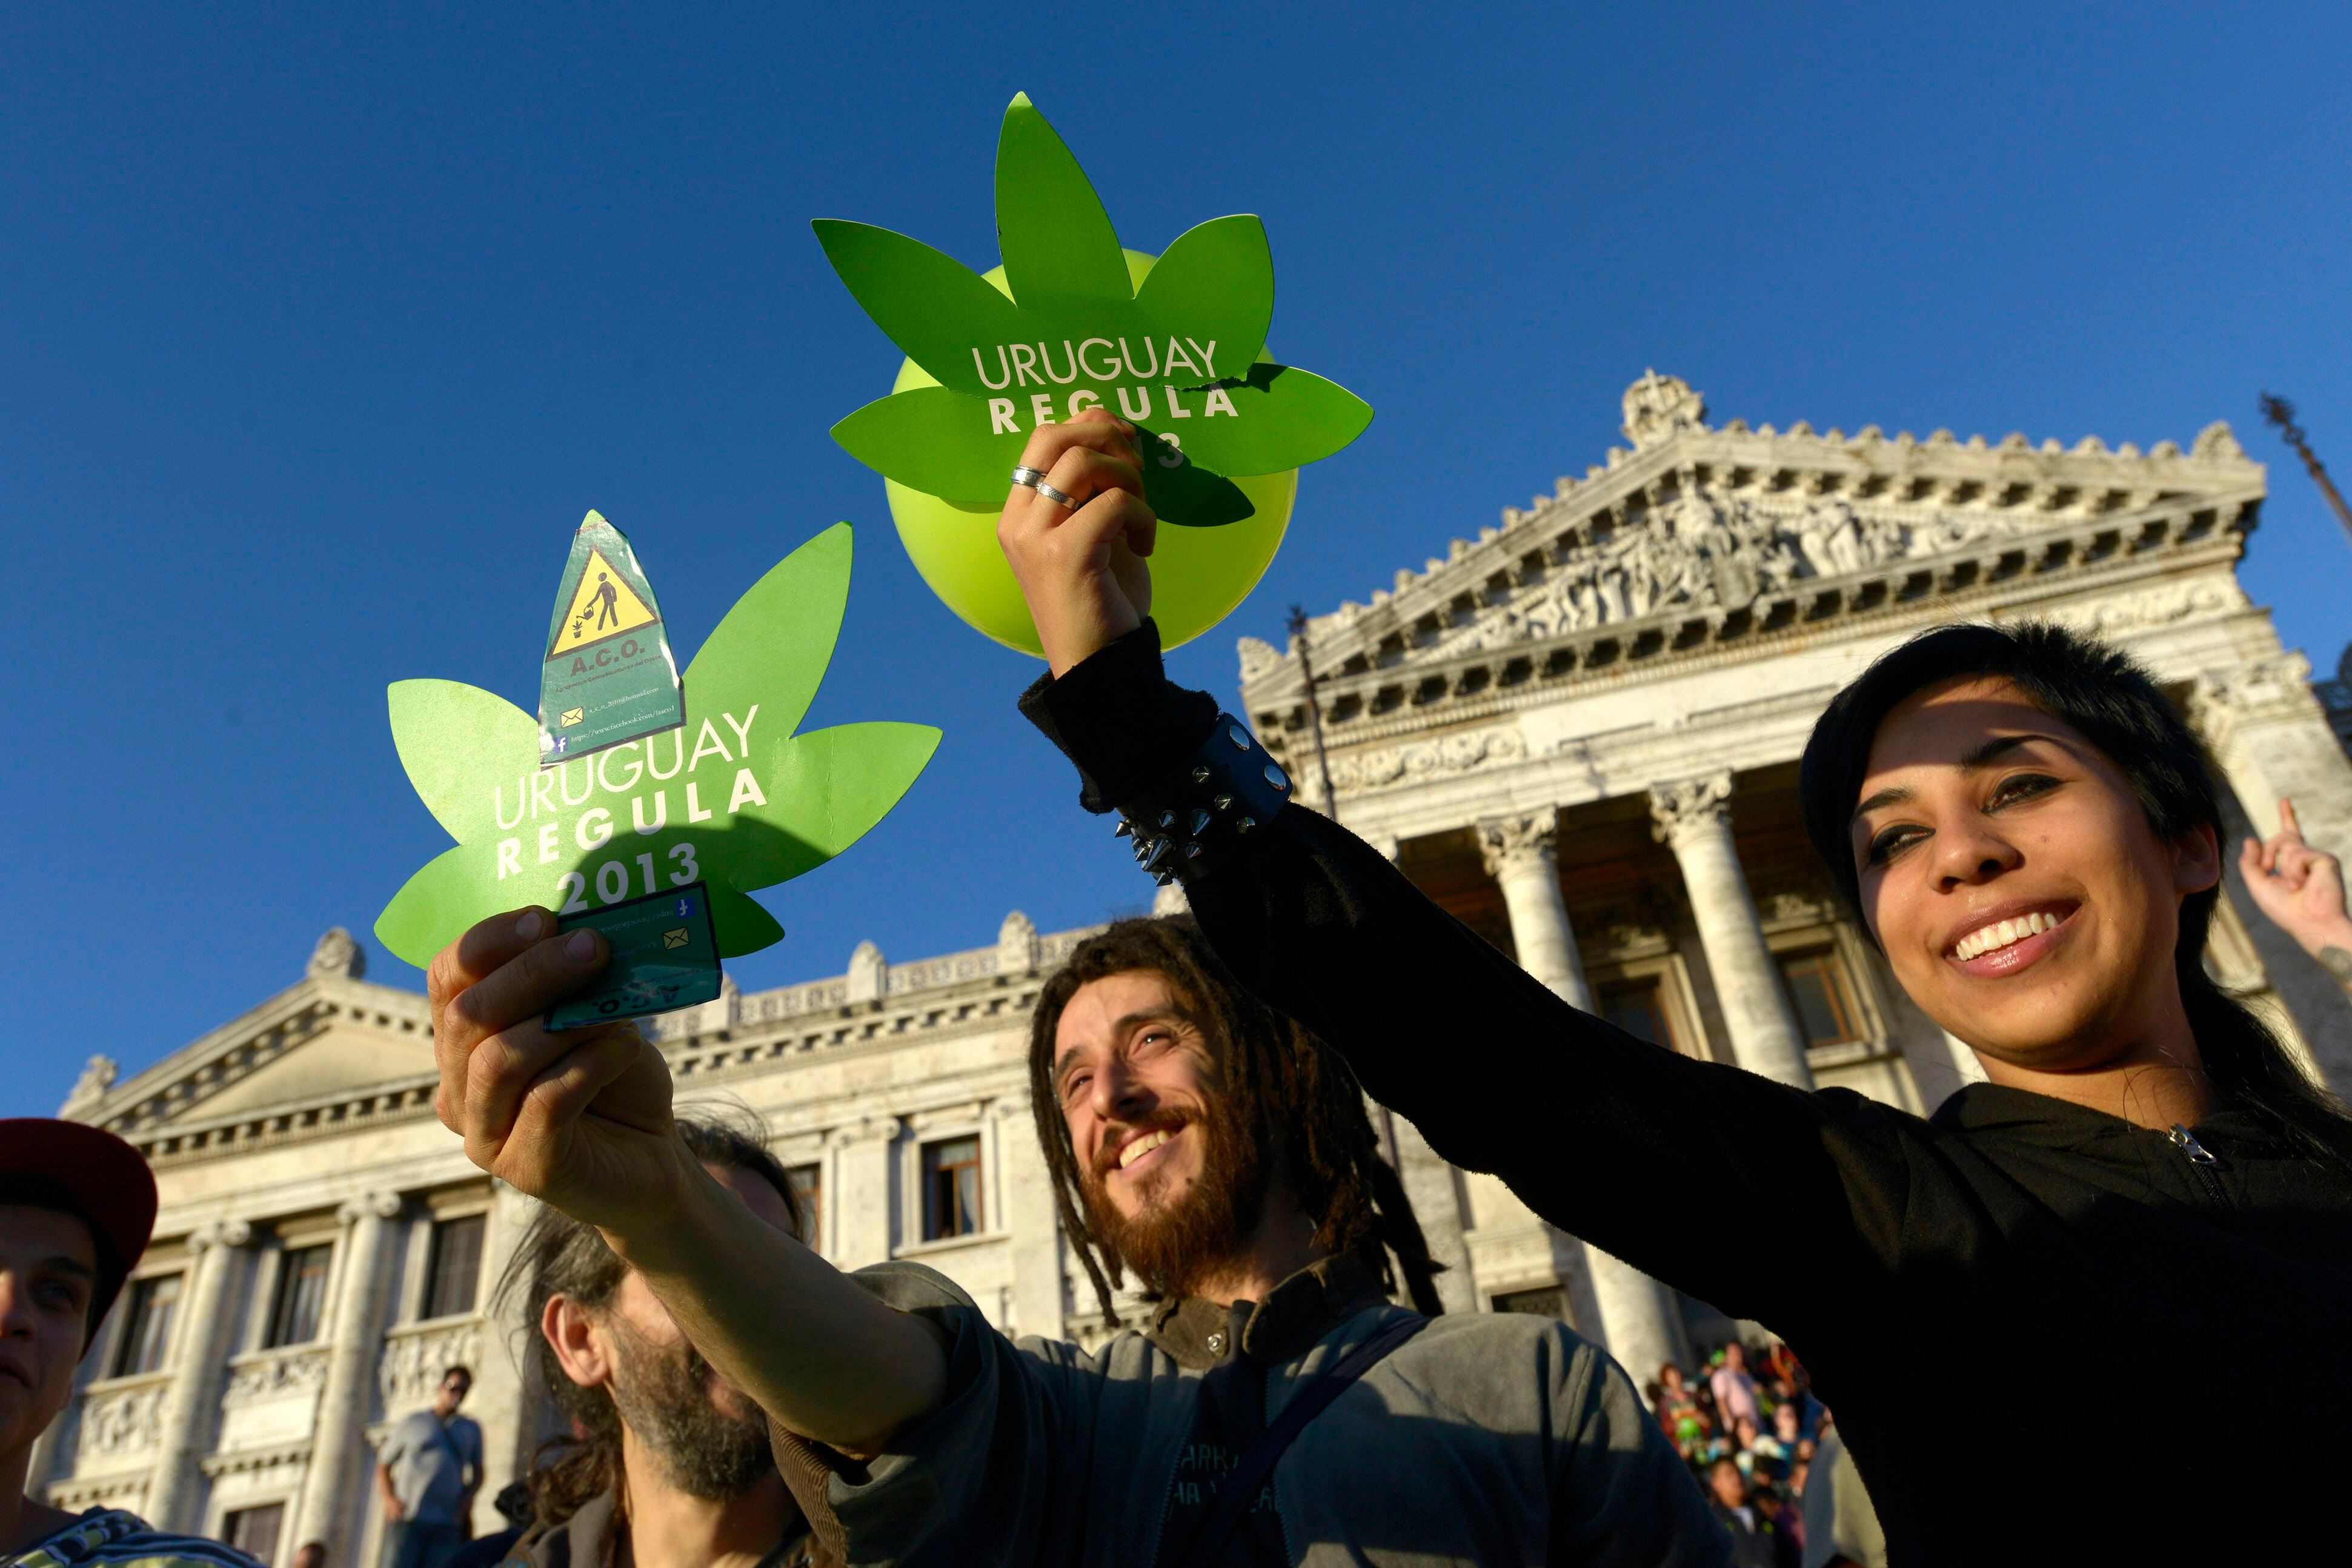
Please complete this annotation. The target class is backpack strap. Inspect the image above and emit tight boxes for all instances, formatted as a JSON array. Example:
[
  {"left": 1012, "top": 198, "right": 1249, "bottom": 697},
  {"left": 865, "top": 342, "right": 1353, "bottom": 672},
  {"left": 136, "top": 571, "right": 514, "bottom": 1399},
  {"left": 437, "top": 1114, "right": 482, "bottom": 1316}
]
[{"left": 1164, "top": 1314, "right": 1430, "bottom": 1568}]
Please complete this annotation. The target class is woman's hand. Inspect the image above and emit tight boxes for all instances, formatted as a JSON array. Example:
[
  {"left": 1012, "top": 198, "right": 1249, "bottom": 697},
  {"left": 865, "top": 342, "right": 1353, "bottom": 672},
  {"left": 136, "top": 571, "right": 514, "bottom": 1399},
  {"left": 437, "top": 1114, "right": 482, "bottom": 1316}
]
[
  {"left": 428, "top": 907, "right": 688, "bottom": 1235},
  {"left": 996, "top": 408, "right": 1157, "bottom": 676},
  {"left": 2239, "top": 797, "right": 2352, "bottom": 980}
]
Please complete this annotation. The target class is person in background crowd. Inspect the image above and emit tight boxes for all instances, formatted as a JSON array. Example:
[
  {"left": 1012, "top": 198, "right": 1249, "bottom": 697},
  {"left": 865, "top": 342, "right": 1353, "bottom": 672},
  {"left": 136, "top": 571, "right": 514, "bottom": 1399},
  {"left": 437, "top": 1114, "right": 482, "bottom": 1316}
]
[
  {"left": 1709, "top": 1344, "right": 1761, "bottom": 1441},
  {"left": 1799, "top": 1429, "right": 1884, "bottom": 1568},
  {"left": 487, "top": 1115, "right": 818, "bottom": 1568},
  {"left": 427, "top": 911, "right": 1729, "bottom": 1566},
  {"left": 2239, "top": 797, "right": 2352, "bottom": 995},
  {"left": 375, "top": 1367, "right": 482, "bottom": 1568},
  {"left": 991, "top": 407, "right": 2352, "bottom": 1564},
  {"left": 439, "top": 1481, "right": 531, "bottom": 1568},
  {"left": 1730, "top": 1418, "right": 1762, "bottom": 1480},
  {"left": 1703, "top": 1460, "right": 1793, "bottom": 1568},
  {"left": 0, "top": 1119, "right": 262, "bottom": 1568},
  {"left": 291, "top": 1544, "right": 326, "bottom": 1568},
  {"left": 1749, "top": 1403, "right": 1803, "bottom": 1483}
]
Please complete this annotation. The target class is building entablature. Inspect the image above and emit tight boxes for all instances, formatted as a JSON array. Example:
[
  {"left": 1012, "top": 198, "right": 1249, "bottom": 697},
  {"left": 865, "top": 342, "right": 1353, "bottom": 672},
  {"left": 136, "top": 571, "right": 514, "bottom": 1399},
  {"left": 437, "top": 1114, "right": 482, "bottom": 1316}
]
[
  {"left": 65, "top": 916, "right": 1105, "bottom": 1198},
  {"left": 1237, "top": 374, "right": 2267, "bottom": 759}
]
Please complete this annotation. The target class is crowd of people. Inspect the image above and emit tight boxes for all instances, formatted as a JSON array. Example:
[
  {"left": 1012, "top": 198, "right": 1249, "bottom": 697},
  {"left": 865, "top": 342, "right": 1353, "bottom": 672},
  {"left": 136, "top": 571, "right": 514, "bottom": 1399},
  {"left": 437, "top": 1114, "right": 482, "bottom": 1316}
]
[{"left": 1646, "top": 1343, "right": 1859, "bottom": 1568}]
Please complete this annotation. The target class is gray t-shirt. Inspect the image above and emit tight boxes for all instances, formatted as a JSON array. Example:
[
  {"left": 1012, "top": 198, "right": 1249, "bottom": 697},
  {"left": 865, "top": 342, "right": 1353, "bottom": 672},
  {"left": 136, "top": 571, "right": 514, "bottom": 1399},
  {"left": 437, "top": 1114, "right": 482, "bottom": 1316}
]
[{"left": 379, "top": 1409, "right": 483, "bottom": 1524}]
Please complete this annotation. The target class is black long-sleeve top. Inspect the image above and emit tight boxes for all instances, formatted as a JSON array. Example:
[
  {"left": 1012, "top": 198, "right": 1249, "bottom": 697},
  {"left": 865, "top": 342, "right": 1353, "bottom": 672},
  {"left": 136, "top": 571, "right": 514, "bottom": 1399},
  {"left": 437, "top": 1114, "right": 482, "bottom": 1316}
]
[{"left": 1022, "top": 622, "right": 2352, "bottom": 1567}]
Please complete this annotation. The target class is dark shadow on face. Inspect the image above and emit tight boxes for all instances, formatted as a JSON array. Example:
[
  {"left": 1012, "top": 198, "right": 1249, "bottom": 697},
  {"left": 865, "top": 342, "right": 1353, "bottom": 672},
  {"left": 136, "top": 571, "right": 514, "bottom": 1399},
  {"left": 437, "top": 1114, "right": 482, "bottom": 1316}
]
[{"left": 1076, "top": 1077, "right": 1271, "bottom": 1300}]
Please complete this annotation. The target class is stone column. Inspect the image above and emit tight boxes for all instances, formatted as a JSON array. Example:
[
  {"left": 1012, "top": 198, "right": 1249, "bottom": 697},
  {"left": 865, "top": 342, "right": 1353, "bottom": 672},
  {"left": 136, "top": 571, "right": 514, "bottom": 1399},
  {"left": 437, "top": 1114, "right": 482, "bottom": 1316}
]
[
  {"left": 470, "top": 1179, "right": 549, "bottom": 1521},
  {"left": 1650, "top": 772, "right": 1815, "bottom": 1090},
  {"left": 1478, "top": 810, "right": 1688, "bottom": 1384},
  {"left": 831, "top": 1117, "right": 900, "bottom": 1270},
  {"left": 147, "top": 1219, "right": 251, "bottom": 1531},
  {"left": 2190, "top": 656, "right": 2352, "bottom": 1093},
  {"left": 994, "top": 1093, "right": 1066, "bottom": 1341},
  {"left": 1477, "top": 812, "right": 1593, "bottom": 1006},
  {"left": 295, "top": 1194, "right": 402, "bottom": 1560}
]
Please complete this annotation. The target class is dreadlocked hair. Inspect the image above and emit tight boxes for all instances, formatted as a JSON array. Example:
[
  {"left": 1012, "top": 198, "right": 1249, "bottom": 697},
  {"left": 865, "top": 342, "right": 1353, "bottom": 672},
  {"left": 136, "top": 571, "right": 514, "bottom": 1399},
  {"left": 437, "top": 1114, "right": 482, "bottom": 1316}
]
[
  {"left": 492, "top": 1108, "right": 805, "bottom": 1528},
  {"left": 1026, "top": 915, "right": 1446, "bottom": 1326}
]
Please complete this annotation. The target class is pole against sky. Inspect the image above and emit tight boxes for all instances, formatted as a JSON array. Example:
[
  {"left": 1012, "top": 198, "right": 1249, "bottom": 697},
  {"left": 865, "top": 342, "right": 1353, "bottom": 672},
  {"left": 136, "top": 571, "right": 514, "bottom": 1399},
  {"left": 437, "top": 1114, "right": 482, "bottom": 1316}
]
[{"left": 3, "top": 1, "right": 2348, "bottom": 1115}]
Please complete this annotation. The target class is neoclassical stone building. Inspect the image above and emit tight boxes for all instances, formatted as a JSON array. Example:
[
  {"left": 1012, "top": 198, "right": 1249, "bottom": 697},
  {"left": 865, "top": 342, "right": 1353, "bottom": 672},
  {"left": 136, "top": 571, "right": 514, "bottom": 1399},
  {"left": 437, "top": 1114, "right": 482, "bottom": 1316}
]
[{"left": 35, "top": 373, "right": 2352, "bottom": 1568}]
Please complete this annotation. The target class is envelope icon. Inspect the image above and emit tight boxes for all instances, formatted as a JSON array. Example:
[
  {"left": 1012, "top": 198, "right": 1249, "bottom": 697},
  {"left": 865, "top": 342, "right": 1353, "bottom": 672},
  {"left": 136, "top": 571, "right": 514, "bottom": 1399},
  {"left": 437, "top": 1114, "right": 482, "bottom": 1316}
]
[
  {"left": 560, "top": 707, "right": 585, "bottom": 728},
  {"left": 662, "top": 928, "right": 691, "bottom": 950}
]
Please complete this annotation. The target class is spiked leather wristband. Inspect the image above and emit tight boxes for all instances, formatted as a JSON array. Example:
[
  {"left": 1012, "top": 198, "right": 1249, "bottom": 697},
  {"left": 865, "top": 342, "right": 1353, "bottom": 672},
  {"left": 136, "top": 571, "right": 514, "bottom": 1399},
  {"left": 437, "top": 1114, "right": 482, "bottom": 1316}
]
[{"left": 1111, "top": 713, "right": 1294, "bottom": 885}]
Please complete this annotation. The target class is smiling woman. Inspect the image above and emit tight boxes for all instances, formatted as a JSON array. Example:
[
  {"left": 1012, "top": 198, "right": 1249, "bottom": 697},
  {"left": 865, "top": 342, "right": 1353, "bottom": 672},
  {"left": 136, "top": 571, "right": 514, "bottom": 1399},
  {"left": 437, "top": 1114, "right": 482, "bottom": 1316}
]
[
  {"left": 1006, "top": 534, "right": 2352, "bottom": 1566},
  {"left": 1799, "top": 621, "right": 2352, "bottom": 1161}
]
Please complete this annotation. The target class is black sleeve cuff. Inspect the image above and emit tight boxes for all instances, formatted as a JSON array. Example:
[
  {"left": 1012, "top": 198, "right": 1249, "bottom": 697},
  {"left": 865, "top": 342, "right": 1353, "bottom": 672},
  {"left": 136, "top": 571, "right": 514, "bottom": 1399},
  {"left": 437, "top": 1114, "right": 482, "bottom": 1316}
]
[{"left": 1017, "top": 619, "right": 1221, "bottom": 814}]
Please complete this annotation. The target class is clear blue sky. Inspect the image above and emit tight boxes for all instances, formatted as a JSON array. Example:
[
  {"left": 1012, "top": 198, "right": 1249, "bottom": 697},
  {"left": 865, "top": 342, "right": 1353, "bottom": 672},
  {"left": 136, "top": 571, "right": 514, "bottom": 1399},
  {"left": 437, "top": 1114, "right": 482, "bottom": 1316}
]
[{"left": 7, "top": 2, "right": 2348, "bottom": 1115}]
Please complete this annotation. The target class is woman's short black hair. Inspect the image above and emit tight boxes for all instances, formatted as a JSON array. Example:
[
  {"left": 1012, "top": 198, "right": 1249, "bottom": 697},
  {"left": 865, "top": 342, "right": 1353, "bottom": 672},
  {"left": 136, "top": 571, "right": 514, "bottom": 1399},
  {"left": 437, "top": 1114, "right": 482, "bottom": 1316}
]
[{"left": 1797, "top": 619, "right": 2352, "bottom": 1164}]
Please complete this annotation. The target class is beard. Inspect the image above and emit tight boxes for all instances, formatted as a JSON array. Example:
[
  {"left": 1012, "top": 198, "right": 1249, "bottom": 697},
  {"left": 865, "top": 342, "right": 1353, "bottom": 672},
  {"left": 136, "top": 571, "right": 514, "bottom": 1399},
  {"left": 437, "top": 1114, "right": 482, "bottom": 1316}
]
[
  {"left": 602, "top": 1315, "right": 775, "bottom": 1501},
  {"left": 1077, "top": 1092, "right": 1271, "bottom": 1299}
]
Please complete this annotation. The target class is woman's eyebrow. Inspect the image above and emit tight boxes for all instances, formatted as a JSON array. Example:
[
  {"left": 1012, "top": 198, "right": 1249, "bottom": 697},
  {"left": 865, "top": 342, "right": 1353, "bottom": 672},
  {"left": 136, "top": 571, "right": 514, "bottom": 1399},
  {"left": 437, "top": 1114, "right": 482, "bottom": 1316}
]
[
  {"left": 1961, "top": 733, "right": 2055, "bottom": 769},
  {"left": 1850, "top": 734, "right": 2059, "bottom": 824}
]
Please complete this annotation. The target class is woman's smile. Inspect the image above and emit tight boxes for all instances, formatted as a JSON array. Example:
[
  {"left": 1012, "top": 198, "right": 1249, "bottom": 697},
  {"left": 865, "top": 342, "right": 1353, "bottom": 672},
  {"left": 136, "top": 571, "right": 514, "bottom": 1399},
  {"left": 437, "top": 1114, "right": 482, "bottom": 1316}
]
[{"left": 1944, "top": 900, "right": 2081, "bottom": 977}]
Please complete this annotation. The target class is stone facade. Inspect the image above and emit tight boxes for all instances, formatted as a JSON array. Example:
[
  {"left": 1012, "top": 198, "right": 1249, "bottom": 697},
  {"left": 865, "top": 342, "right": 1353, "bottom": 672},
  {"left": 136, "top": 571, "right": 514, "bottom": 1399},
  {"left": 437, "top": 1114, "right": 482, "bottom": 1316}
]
[{"left": 36, "top": 372, "right": 2352, "bottom": 1568}]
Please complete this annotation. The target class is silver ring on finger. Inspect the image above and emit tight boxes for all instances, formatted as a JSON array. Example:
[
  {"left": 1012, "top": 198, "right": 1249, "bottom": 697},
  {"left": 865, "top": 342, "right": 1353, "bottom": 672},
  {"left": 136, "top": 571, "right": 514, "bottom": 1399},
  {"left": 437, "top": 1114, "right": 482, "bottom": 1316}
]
[
  {"left": 1011, "top": 465, "right": 1049, "bottom": 490},
  {"left": 1033, "top": 480, "right": 1077, "bottom": 510}
]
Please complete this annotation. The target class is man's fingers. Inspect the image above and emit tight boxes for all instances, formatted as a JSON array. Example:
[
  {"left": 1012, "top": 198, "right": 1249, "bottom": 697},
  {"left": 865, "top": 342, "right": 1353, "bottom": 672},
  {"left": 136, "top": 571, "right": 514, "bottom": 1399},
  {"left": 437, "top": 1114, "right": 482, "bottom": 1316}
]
[
  {"left": 461, "top": 1020, "right": 636, "bottom": 1168},
  {"left": 510, "top": 1029, "right": 646, "bottom": 1148},
  {"left": 2279, "top": 798, "right": 2303, "bottom": 840},
  {"left": 1045, "top": 445, "right": 1147, "bottom": 508},
  {"left": 1015, "top": 410, "right": 1140, "bottom": 476},
  {"left": 445, "top": 928, "right": 611, "bottom": 1042},
  {"left": 430, "top": 907, "right": 554, "bottom": 1016}
]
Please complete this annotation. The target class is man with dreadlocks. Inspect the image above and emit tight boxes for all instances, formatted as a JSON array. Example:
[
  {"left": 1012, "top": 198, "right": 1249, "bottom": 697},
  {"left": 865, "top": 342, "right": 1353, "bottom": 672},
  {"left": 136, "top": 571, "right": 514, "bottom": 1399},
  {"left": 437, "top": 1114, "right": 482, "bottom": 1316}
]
[{"left": 425, "top": 908, "right": 1724, "bottom": 1567}]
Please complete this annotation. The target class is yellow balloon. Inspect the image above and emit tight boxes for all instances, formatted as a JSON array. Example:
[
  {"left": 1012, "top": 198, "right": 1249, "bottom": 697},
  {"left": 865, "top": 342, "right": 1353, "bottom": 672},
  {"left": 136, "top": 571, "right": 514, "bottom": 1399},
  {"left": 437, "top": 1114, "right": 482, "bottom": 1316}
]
[{"left": 882, "top": 251, "right": 1297, "bottom": 657}]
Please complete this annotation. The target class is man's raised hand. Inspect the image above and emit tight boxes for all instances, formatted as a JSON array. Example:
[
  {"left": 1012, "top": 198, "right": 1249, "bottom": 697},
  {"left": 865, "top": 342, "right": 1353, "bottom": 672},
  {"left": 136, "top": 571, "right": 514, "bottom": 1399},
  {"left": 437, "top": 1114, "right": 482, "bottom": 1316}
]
[
  {"left": 997, "top": 408, "right": 1157, "bottom": 676},
  {"left": 428, "top": 907, "right": 686, "bottom": 1232}
]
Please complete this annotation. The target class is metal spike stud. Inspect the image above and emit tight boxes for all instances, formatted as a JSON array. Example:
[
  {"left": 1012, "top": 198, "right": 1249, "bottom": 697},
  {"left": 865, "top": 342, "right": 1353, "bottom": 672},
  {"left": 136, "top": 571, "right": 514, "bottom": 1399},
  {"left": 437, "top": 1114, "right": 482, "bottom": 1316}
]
[
  {"left": 1184, "top": 842, "right": 1205, "bottom": 860},
  {"left": 1212, "top": 794, "right": 1234, "bottom": 812},
  {"left": 1154, "top": 872, "right": 1175, "bottom": 886},
  {"left": 1189, "top": 809, "right": 1211, "bottom": 835},
  {"left": 1228, "top": 724, "right": 1251, "bottom": 751},
  {"left": 1114, "top": 820, "right": 1134, "bottom": 840},
  {"left": 1191, "top": 766, "right": 1212, "bottom": 784},
  {"left": 1142, "top": 837, "right": 1172, "bottom": 871},
  {"left": 1157, "top": 811, "right": 1177, "bottom": 830},
  {"left": 1236, "top": 816, "right": 1257, "bottom": 833},
  {"left": 1264, "top": 765, "right": 1289, "bottom": 792}
]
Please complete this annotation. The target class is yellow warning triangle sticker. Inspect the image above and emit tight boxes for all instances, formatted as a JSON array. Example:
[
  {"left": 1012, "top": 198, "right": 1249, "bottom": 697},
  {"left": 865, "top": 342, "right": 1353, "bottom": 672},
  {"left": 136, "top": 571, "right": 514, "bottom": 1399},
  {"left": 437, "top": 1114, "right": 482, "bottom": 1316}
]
[{"left": 550, "top": 549, "right": 661, "bottom": 656}]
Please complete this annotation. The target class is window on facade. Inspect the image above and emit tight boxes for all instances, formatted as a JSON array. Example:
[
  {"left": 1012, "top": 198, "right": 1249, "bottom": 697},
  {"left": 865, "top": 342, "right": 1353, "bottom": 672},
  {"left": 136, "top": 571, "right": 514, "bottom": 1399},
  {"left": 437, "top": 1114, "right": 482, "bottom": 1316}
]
[
  {"left": 1776, "top": 949, "right": 1867, "bottom": 1047},
  {"left": 223, "top": 1502, "right": 284, "bottom": 1565},
  {"left": 1491, "top": 1286, "right": 1570, "bottom": 1321},
  {"left": 920, "top": 1137, "right": 983, "bottom": 1241},
  {"left": 265, "top": 1244, "right": 331, "bottom": 1348},
  {"left": 1598, "top": 979, "right": 1676, "bottom": 1050},
  {"left": 110, "top": 1273, "right": 182, "bottom": 1377},
  {"left": 787, "top": 1164, "right": 822, "bottom": 1255},
  {"left": 423, "top": 1214, "right": 487, "bottom": 1321}
]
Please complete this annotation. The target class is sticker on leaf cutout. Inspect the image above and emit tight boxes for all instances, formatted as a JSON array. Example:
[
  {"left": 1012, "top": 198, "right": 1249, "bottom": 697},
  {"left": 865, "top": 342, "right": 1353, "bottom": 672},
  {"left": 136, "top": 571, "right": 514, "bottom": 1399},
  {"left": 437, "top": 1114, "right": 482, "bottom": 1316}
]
[{"left": 539, "top": 511, "right": 686, "bottom": 765}]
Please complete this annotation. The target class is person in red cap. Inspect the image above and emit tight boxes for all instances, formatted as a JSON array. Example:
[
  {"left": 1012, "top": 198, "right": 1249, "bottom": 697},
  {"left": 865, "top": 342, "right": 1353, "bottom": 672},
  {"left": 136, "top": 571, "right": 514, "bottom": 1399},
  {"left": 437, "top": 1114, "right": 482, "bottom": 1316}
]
[{"left": 1, "top": 1118, "right": 261, "bottom": 1567}]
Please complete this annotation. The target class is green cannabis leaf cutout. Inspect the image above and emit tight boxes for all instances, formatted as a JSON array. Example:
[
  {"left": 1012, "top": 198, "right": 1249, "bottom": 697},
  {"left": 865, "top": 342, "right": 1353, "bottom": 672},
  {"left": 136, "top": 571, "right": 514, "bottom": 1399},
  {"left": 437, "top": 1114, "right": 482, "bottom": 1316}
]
[
  {"left": 374, "top": 523, "right": 939, "bottom": 967},
  {"left": 816, "top": 93, "right": 1374, "bottom": 527}
]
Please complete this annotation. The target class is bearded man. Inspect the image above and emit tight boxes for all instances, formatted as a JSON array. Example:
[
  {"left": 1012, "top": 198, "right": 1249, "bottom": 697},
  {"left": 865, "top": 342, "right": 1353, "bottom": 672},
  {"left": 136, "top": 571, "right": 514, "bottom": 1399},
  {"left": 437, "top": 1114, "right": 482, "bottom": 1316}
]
[
  {"left": 428, "top": 908, "right": 1724, "bottom": 1566},
  {"left": 483, "top": 1116, "right": 822, "bottom": 1568}
]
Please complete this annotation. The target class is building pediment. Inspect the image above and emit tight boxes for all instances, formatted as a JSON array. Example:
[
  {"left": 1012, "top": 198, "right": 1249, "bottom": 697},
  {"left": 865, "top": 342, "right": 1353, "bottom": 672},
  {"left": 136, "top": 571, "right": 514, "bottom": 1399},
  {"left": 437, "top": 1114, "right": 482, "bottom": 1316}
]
[
  {"left": 61, "top": 929, "right": 433, "bottom": 1139},
  {"left": 1238, "top": 373, "right": 2264, "bottom": 746}
]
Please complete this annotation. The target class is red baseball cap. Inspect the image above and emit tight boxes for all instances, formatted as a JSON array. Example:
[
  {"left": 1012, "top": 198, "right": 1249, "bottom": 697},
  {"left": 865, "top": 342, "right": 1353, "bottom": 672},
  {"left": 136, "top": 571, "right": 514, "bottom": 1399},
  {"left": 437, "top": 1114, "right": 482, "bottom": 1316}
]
[{"left": 0, "top": 1119, "right": 160, "bottom": 1352}]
